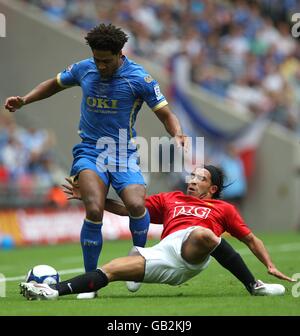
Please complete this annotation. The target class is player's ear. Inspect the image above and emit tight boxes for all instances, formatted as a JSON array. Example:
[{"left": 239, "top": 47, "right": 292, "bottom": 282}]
[{"left": 210, "top": 185, "right": 218, "bottom": 196}]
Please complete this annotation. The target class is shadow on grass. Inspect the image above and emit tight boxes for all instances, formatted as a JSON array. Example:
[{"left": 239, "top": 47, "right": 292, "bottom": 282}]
[{"left": 60, "top": 292, "right": 247, "bottom": 300}]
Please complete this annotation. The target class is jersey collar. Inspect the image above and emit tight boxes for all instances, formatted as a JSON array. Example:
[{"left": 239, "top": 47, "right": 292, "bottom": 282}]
[{"left": 113, "top": 55, "right": 130, "bottom": 77}]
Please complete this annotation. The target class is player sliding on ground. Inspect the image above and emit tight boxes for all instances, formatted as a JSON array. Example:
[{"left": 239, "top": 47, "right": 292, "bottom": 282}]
[{"left": 20, "top": 165, "right": 294, "bottom": 300}]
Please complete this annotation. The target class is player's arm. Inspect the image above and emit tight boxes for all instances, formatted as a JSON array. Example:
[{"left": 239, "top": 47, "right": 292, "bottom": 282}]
[
  {"left": 4, "top": 78, "right": 65, "bottom": 112},
  {"left": 154, "top": 104, "right": 188, "bottom": 150},
  {"left": 105, "top": 199, "right": 129, "bottom": 216},
  {"left": 62, "top": 178, "right": 129, "bottom": 216},
  {"left": 240, "top": 232, "right": 294, "bottom": 282},
  {"left": 62, "top": 179, "right": 164, "bottom": 220}
]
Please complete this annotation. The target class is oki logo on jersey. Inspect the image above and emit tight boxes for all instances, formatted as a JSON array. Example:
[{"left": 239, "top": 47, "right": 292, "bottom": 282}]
[
  {"left": 173, "top": 206, "right": 211, "bottom": 219},
  {"left": 87, "top": 97, "right": 118, "bottom": 110}
]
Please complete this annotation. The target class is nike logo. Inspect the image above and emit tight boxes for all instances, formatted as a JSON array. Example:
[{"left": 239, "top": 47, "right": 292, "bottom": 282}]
[{"left": 67, "top": 283, "right": 73, "bottom": 293}]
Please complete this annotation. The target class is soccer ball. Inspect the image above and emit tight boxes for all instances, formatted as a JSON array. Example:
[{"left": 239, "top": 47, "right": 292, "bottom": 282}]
[{"left": 26, "top": 265, "right": 60, "bottom": 285}]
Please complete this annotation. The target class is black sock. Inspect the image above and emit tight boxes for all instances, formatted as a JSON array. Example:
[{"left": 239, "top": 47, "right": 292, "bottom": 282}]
[
  {"left": 52, "top": 269, "right": 108, "bottom": 296},
  {"left": 211, "top": 238, "right": 256, "bottom": 294}
]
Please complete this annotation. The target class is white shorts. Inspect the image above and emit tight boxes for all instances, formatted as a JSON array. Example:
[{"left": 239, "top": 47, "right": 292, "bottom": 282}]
[{"left": 136, "top": 226, "right": 211, "bottom": 286}]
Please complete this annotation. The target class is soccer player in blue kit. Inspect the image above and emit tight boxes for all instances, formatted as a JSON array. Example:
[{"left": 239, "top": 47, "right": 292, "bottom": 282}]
[{"left": 5, "top": 24, "right": 188, "bottom": 298}]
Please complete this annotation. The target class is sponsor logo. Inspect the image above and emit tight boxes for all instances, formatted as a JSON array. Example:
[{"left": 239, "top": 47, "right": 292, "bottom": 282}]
[
  {"left": 154, "top": 84, "right": 163, "bottom": 100},
  {"left": 173, "top": 206, "right": 211, "bottom": 219},
  {"left": 86, "top": 97, "right": 118, "bottom": 111}
]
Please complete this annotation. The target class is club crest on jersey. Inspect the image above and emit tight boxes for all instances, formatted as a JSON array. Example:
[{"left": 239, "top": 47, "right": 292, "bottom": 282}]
[
  {"left": 144, "top": 75, "right": 153, "bottom": 83},
  {"left": 173, "top": 206, "right": 211, "bottom": 219}
]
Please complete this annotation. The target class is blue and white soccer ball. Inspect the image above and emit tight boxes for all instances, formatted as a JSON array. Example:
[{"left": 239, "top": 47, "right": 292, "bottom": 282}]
[{"left": 26, "top": 265, "right": 60, "bottom": 285}]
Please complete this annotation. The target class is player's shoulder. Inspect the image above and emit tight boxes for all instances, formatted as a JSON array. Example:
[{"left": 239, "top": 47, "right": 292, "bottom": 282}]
[
  {"left": 65, "top": 58, "right": 97, "bottom": 80},
  {"left": 72, "top": 58, "right": 96, "bottom": 71},
  {"left": 216, "top": 199, "right": 239, "bottom": 212},
  {"left": 64, "top": 58, "right": 94, "bottom": 73},
  {"left": 147, "top": 190, "right": 181, "bottom": 200},
  {"left": 161, "top": 190, "right": 184, "bottom": 199},
  {"left": 125, "top": 57, "right": 154, "bottom": 80}
]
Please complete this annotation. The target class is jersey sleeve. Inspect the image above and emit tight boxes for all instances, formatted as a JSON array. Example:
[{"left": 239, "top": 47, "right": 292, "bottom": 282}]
[
  {"left": 224, "top": 205, "right": 252, "bottom": 240},
  {"left": 136, "top": 75, "right": 168, "bottom": 112},
  {"left": 145, "top": 193, "right": 165, "bottom": 224},
  {"left": 56, "top": 63, "right": 80, "bottom": 88}
]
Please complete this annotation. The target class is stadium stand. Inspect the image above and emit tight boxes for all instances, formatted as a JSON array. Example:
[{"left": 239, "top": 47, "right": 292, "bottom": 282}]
[
  {"left": 22, "top": 0, "right": 300, "bottom": 134},
  {"left": 1, "top": 0, "right": 299, "bottom": 231},
  {"left": 0, "top": 109, "right": 67, "bottom": 208}
]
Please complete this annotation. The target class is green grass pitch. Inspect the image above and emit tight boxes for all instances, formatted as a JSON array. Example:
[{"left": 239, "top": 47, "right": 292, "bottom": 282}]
[{"left": 0, "top": 232, "right": 299, "bottom": 316}]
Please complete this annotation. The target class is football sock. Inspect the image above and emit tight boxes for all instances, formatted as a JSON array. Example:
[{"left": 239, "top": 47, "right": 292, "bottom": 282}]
[
  {"left": 80, "top": 219, "right": 103, "bottom": 272},
  {"left": 210, "top": 238, "right": 256, "bottom": 293},
  {"left": 129, "top": 208, "right": 150, "bottom": 247},
  {"left": 53, "top": 269, "right": 108, "bottom": 296}
]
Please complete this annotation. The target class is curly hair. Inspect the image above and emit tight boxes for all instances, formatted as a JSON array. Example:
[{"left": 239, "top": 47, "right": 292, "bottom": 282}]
[{"left": 85, "top": 23, "right": 129, "bottom": 54}]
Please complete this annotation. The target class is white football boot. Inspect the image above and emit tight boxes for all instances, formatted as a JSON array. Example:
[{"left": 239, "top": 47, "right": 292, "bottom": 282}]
[
  {"left": 126, "top": 246, "right": 142, "bottom": 293},
  {"left": 252, "top": 280, "right": 285, "bottom": 296},
  {"left": 76, "top": 292, "right": 98, "bottom": 299},
  {"left": 19, "top": 282, "right": 59, "bottom": 300}
]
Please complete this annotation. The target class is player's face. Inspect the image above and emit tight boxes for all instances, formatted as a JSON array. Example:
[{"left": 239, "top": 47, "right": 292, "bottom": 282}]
[
  {"left": 92, "top": 49, "right": 122, "bottom": 79},
  {"left": 186, "top": 168, "right": 217, "bottom": 199}
]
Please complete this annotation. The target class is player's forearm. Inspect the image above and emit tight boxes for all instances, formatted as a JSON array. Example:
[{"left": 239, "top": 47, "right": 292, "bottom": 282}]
[
  {"left": 247, "top": 237, "right": 275, "bottom": 270},
  {"left": 161, "top": 112, "right": 182, "bottom": 137},
  {"left": 22, "top": 78, "right": 64, "bottom": 105},
  {"left": 154, "top": 106, "right": 182, "bottom": 137},
  {"left": 105, "top": 199, "right": 129, "bottom": 216}
]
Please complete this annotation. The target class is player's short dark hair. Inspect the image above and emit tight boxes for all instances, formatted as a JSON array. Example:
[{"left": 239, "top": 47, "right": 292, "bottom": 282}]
[
  {"left": 85, "top": 23, "right": 129, "bottom": 54},
  {"left": 204, "top": 165, "right": 225, "bottom": 199}
]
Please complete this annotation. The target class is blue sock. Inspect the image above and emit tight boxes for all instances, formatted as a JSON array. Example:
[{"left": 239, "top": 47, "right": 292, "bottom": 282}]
[
  {"left": 80, "top": 219, "right": 103, "bottom": 272},
  {"left": 129, "top": 209, "right": 150, "bottom": 247}
]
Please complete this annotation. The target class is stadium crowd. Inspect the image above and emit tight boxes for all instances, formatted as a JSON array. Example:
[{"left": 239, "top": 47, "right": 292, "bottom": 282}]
[
  {"left": 0, "top": 110, "right": 67, "bottom": 207},
  {"left": 5, "top": 0, "right": 299, "bottom": 209},
  {"left": 22, "top": 0, "right": 300, "bottom": 135}
]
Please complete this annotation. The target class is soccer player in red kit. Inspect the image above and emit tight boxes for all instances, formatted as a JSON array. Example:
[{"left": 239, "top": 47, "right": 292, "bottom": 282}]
[{"left": 20, "top": 165, "right": 294, "bottom": 300}]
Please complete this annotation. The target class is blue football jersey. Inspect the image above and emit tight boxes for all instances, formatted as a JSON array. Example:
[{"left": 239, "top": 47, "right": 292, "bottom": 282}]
[{"left": 57, "top": 56, "right": 168, "bottom": 144}]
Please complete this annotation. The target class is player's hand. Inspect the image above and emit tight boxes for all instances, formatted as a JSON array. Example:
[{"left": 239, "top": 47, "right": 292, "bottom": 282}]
[
  {"left": 175, "top": 134, "right": 189, "bottom": 152},
  {"left": 267, "top": 266, "right": 296, "bottom": 282},
  {"left": 4, "top": 96, "right": 26, "bottom": 112},
  {"left": 61, "top": 177, "right": 82, "bottom": 201}
]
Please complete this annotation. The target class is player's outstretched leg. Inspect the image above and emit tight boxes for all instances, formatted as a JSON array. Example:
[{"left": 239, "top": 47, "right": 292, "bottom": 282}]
[
  {"left": 20, "top": 269, "right": 108, "bottom": 301},
  {"left": 125, "top": 246, "right": 143, "bottom": 292},
  {"left": 20, "top": 256, "right": 145, "bottom": 301}
]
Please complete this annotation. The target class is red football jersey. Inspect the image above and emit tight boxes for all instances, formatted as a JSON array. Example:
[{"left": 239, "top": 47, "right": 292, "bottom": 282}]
[{"left": 145, "top": 191, "right": 251, "bottom": 240}]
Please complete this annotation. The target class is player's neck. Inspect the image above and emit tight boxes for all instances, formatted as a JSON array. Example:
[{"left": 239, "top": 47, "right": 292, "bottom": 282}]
[{"left": 118, "top": 56, "right": 124, "bottom": 69}]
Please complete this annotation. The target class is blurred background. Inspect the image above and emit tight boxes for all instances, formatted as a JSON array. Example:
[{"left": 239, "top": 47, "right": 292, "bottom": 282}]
[{"left": 0, "top": 0, "right": 299, "bottom": 250}]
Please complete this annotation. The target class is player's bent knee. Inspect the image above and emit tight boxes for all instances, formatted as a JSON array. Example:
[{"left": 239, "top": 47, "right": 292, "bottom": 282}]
[
  {"left": 192, "top": 228, "right": 219, "bottom": 250},
  {"left": 85, "top": 207, "right": 104, "bottom": 222},
  {"left": 102, "top": 256, "right": 145, "bottom": 282},
  {"left": 127, "top": 203, "right": 146, "bottom": 217}
]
